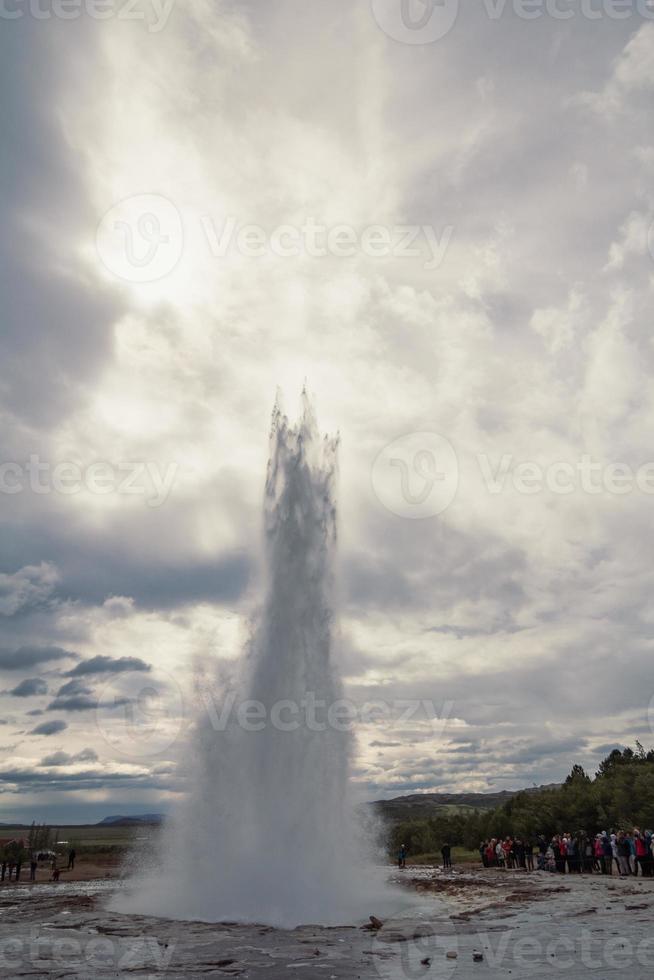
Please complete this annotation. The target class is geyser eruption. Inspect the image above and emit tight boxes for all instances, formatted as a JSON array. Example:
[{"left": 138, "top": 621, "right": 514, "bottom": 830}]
[{"left": 120, "top": 395, "right": 389, "bottom": 926}]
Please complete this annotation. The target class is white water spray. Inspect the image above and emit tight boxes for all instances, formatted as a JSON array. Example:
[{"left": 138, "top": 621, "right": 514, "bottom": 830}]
[{"left": 118, "top": 395, "right": 398, "bottom": 926}]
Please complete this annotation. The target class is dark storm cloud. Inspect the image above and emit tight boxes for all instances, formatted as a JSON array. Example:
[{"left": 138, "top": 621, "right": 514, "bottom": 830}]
[
  {"left": 40, "top": 748, "right": 98, "bottom": 767},
  {"left": 496, "top": 737, "right": 588, "bottom": 767},
  {"left": 55, "top": 679, "right": 93, "bottom": 697},
  {"left": 344, "top": 517, "right": 527, "bottom": 615},
  {"left": 0, "top": 645, "right": 76, "bottom": 670},
  {"left": 0, "top": 519, "right": 250, "bottom": 611},
  {"left": 6, "top": 677, "right": 47, "bottom": 697},
  {"left": 46, "top": 691, "right": 132, "bottom": 712},
  {"left": 46, "top": 694, "right": 99, "bottom": 712},
  {"left": 0, "top": 767, "right": 175, "bottom": 794},
  {"left": 593, "top": 742, "right": 627, "bottom": 755},
  {"left": 66, "top": 655, "right": 151, "bottom": 677},
  {"left": 30, "top": 719, "right": 67, "bottom": 736},
  {"left": 62, "top": 550, "right": 251, "bottom": 609},
  {"left": 0, "top": 22, "right": 123, "bottom": 427}
]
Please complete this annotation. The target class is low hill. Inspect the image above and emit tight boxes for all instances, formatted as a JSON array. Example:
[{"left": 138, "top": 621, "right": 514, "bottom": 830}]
[
  {"left": 371, "top": 785, "right": 560, "bottom": 821},
  {"left": 97, "top": 814, "right": 164, "bottom": 826}
]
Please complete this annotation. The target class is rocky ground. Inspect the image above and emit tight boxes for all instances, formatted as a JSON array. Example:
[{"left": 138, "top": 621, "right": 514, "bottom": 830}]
[{"left": 1, "top": 867, "right": 653, "bottom": 978}]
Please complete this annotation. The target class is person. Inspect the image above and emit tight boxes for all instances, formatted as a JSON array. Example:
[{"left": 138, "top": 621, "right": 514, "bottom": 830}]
[
  {"left": 602, "top": 833, "right": 613, "bottom": 875},
  {"left": 628, "top": 832, "right": 637, "bottom": 875},
  {"left": 545, "top": 844, "right": 556, "bottom": 873},
  {"left": 616, "top": 833, "right": 631, "bottom": 877},
  {"left": 634, "top": 830, "right": 648, "bottom": 876},
  {"left": 398, "top": 844, "right": 407, "bottom": 870},
  {"left": 503, "top": 837, "right": 513, "bottom": 869},
  {"left": 514, "top": 838, "right": 526, "bottom": 870},
  {"left": 67, "top": 848, "right": 76, "bottom": 871},
  {"left": 610, "top": 833, "right": 620, "bottom": 875},
  {"left": 554, "top": 836, "right": 566, "bottom": 874},
  {"left": 441, "top": 843, "right": 452, "bottom": 869},
  {"left": 593, "top": 835, "right": 605, "bottom": 873},
  {"left": 29, "top": 857, "right": 38, "bottom": 882},
  {"left": 525, "top": 839, "right": 534, "bottom": 871},
  {"left": 479, "top": 841, "right": 488, "bottom": 868},
  {"left": 565, "top": 834, "right": 577, "bottom": 874},
  {"left": 644, "top": 831, "right": 653, "bottom": 877}
]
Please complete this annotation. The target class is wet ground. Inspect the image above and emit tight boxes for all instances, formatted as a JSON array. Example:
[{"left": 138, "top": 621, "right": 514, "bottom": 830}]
[{"left": 1, "top": 866, "right": 653, "bottom": 978}]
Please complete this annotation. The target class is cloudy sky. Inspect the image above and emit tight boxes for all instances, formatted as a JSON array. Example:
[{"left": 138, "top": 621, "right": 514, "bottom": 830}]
[{"left": 1, "top": 0, "right": 654, "bottom": 823}]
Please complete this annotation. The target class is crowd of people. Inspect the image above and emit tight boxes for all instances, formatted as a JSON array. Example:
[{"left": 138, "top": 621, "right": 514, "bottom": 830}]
[
  {"left": 0, "top": 847, "right": 76, "bottom": 883},
  {"left": 480, "top": 830, "right": 654, "bottom": 876}
]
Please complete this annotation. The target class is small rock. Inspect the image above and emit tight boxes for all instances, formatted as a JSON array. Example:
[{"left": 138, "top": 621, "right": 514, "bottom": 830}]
[
  {"left": 369, "top": 916, "right": 384, "bottom": 930},
  {"left": 473, "top": 951, "right": 484, "bottom": 962},
  {"left": 421, "top": 957, "right": 431, "bottom": 965},
  {"left": 446, "top": 951, "right": 458, "bottom": 959}
]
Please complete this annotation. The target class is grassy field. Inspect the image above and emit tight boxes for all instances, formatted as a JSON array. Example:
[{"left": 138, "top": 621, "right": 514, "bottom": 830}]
[
  {"left": 1, "top": 826, "right": 481, "bottom": 869},
  {"left": 406, "top": 847, "right": 480, "bottom": 866},
  {"left": 0, "top": 823, "right": 152, "bottom": 857}
]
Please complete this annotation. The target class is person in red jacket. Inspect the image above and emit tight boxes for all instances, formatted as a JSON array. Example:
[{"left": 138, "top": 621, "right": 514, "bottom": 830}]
[
  {"left": 503, "top": 837, "right": 513, "bottom": 869},
  {"left": 634, "top": 829, "right": 648, "bottom": 876}
]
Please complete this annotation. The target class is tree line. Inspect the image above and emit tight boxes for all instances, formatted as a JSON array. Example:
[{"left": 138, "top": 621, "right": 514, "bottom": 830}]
[{"left": 386, "top": 744, "right": 654, "bottom": 857}]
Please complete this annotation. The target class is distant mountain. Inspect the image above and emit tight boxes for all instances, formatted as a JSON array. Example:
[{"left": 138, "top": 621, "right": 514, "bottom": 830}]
[
  {"left": 371, "top": 785, "right": 561, "bottom": 821},
  {"left": 97, "top": 813, "right": 164, "bottom": 826}
]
